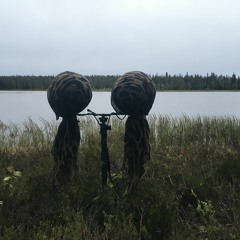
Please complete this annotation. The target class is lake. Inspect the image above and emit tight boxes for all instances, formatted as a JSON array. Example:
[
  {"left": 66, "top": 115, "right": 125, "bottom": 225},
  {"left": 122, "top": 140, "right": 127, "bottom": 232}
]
[{"left": 0, "top": 91, "right": 240, "bottom": 124}]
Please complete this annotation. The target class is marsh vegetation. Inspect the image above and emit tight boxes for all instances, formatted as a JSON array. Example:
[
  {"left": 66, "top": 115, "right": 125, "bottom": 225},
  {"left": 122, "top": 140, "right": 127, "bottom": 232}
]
[{"left": 0, "top": 115, "right": 240, "bottom": 239}]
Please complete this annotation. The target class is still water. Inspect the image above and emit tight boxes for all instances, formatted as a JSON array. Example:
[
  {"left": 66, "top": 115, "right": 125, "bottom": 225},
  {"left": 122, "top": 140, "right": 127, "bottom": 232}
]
[{"left": 0, "top": 91, "right": 240, "bottom": 124}]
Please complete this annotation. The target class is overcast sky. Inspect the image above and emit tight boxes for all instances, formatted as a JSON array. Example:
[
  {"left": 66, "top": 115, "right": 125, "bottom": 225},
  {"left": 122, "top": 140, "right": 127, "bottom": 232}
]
[{"left": 0, "top": 0, "right": 239, "bottom": 76}]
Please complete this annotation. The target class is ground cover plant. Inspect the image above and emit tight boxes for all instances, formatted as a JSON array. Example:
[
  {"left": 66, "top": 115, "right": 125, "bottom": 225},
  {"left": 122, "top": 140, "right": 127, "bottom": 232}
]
[{"left": 0, "top": 115, "right": 240, "bottom": 239}]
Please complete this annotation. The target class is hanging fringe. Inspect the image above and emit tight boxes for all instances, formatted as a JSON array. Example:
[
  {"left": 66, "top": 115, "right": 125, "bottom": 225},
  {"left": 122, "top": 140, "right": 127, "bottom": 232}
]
[
  {"left": 123, "top": 115, "right": 151, "bottom": 191},
  {"left": 51, "top": 115, "right": 80, "bottom": 188},
  {"left": 47, "top": 71, "right": 92, "bottom": 189},
  {"left": 111, "top": 71, "right": 156, "bottom": 192}
]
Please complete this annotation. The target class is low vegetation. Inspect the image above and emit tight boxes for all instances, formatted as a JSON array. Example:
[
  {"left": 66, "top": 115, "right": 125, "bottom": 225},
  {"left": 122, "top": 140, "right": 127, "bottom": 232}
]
[{"left": 0, "top": 115, "right": 240, "bottom": 239}]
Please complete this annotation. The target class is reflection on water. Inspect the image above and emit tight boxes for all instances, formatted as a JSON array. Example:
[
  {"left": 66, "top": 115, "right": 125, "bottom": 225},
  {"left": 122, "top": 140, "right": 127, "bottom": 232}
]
[{"left": 0, "top": 91, "right": 240, "bottom": 124}]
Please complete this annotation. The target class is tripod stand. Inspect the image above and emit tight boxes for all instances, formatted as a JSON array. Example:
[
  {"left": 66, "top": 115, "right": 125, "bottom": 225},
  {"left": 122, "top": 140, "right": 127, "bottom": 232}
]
[{"left": 78, "top": 109, "right": 120, "bottom": 187}]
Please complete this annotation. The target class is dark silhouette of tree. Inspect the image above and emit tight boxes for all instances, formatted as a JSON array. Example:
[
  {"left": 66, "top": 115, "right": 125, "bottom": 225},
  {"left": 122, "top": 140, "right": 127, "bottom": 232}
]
[{"left": 0, "top": 73, "right": 239, "bottom": 91}]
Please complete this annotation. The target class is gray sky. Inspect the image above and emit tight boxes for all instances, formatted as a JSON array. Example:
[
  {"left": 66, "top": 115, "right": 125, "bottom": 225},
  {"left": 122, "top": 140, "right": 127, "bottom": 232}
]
[{"left": 0, "top": 0, "right": 239, "bottom": 76}]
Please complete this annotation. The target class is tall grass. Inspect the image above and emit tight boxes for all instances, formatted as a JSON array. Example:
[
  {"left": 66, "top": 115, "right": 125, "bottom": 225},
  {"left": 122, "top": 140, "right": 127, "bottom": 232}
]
[{"left": 0, "top": 115, "right": 240, "bottom": 239}]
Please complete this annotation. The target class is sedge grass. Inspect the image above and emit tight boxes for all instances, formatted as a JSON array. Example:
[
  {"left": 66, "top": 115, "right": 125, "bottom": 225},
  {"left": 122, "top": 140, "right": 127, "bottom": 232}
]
[{"left": 0, "top": 115, "right": 240, "bottom": 239}]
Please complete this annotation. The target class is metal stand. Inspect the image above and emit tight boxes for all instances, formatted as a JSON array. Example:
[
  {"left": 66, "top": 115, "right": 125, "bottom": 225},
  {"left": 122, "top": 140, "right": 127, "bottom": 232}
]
[
  {"left": 78, "top": 109, "right": 119, "bottom": 187},
  {"left": 99, "top": 115, "right": 111, "bottom": 187}
]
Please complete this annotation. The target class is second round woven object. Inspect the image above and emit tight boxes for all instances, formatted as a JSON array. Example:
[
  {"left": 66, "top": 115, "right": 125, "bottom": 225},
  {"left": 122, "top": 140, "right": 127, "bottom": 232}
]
[{"left": 111, "top": 71, "right": 156, "bottom": 115}]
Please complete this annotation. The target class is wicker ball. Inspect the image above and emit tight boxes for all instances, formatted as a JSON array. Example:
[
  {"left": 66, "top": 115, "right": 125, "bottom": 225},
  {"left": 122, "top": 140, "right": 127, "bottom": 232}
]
[
  {"left": 47, "top": 71, "right": 92, "bottom": 119},
  {"left": 111, "top": 71, "right": 156, "bottom": 115}
]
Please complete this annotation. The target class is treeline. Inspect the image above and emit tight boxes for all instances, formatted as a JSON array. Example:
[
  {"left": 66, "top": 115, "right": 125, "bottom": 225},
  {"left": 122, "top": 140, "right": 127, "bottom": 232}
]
[
  {"left": 0, "top": 75, "right": 54, "bottom": 90},
  {"left": 0, "top": 73, "right": 239, "bottom": 91},
  {"left": 152, "top": 72, "right": 240, "bottom": 90}
]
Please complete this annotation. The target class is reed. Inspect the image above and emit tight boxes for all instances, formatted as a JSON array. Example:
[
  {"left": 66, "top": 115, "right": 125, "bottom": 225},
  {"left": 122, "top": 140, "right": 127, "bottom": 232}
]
[{"left": 0, "top": 115, "right": 240, "bottom": 239}]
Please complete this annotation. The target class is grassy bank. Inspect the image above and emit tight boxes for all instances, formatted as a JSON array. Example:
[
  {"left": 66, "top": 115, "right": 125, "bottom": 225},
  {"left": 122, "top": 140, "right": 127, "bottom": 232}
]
[{"left": 0, "top": 116, "right": 240, "bottom": 239}]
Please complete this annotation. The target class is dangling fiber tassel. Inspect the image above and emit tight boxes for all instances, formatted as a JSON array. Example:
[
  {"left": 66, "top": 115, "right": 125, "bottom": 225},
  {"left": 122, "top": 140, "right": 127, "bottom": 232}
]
[
  {"left": 111, "top": 71, "right": 156, "bottom": 192},
  {"left": 51, "top": 115, "right": 80, "bottom": 187},
  {"left": 47, "top": 71, "right": 92, "bottom": 188},
  {"left": 124, "top": 115, "right": 151, "bottom": 191}
]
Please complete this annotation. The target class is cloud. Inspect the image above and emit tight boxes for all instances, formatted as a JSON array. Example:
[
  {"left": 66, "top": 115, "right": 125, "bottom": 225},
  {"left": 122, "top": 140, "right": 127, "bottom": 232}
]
[{"left": 0, "top": 0, "right": 240, "bottom": 75}]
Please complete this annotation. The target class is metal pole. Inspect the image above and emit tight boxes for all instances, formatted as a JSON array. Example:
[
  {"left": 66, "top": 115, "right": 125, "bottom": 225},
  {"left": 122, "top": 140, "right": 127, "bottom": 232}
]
[
  {"left": 99, "top": 116, "right": 111, "bottom": 187},
  {"left": 78, "top": 110, "right": 120, "bottom": 188}
]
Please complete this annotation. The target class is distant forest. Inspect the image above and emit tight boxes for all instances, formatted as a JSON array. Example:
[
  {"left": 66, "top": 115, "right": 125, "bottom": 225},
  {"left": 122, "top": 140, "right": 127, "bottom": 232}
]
[{"left": 0, "top": 73, "right": 239, "bottom": 91}]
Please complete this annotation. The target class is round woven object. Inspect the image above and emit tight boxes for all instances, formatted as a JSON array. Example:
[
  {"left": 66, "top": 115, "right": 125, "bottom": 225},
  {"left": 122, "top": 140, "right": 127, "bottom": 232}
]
[
  {"left": 47, "top": 71, "right": 92, "bottom": 119},
  {"left": 111, "top": 71, "right": 156, "bottom": 115}
]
